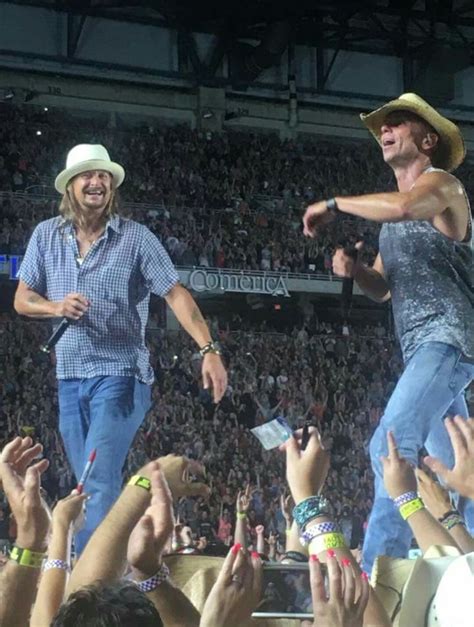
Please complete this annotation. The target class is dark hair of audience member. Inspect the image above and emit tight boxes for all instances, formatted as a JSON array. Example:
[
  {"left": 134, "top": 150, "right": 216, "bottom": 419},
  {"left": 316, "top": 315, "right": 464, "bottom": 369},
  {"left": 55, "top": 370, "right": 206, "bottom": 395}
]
[{"left": 50, "top": 581, "right": 163, "bottom": 627}]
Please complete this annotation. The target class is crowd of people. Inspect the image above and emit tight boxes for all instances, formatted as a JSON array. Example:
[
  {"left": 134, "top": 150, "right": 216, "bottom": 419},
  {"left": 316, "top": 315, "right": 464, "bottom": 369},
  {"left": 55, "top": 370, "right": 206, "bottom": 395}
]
[
  {"left": 0, "top": 311, "right": 400, "bottom": 554},
  {"left": 1, "top": 103, "right": 393, "bottom": 272}
]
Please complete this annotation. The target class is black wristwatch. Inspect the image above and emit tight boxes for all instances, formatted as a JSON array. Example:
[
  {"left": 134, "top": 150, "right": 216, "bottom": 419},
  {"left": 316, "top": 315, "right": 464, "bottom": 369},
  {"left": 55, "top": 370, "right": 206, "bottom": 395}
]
[{"left": 199, "top": 341, "right": 222, "bottom": 357}]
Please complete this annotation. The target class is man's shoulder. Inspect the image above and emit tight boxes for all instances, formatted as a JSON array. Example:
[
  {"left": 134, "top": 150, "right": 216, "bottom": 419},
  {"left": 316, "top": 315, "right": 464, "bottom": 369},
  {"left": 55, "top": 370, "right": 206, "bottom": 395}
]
[{"left": 34, "top": 216, "right": 64, "bottom": 231}]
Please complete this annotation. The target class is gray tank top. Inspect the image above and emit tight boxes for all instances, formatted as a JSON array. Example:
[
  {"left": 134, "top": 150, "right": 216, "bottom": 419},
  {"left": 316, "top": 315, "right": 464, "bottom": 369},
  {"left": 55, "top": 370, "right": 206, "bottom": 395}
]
[{"left": 379, "top": 167, "right": 474, "bottom": 363}]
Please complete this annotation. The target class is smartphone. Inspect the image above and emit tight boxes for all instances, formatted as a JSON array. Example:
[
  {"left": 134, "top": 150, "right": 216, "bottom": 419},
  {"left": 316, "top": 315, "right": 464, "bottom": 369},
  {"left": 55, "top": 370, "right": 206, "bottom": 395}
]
[{"left": 252, "top": 562, "right": 322, "bottom": 620}]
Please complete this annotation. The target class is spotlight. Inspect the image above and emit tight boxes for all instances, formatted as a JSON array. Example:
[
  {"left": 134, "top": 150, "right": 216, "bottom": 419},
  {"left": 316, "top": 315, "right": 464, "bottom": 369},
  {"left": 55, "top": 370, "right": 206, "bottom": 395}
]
[
  {"left": 36, "top": 130, "right": 42, "bottom": 136},
  {"left": 201, "top": 108, "right": 214, "bottom": 120},
  {"left": 43, "top": 107, "right": 49, "bottom": 112}
]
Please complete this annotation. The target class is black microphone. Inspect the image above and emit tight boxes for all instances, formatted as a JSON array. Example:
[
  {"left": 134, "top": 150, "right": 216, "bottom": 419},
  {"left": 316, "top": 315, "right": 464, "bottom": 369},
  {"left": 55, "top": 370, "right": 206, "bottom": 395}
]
[
  {"left": 40, "top": 318, "right": 71, "bottom": 354},
  {"left": 341, "top": 246, "right": 359, "bottom": 320}
]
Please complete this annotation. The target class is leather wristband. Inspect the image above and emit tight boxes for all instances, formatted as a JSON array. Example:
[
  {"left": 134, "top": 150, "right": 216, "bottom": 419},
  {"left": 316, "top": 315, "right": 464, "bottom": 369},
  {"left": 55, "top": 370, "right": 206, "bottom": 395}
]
[
  {"left": 128, "top": 475, "right": 152, "bottom": 491},
  {"left": 199, "top": 341, "right": 222, "bottom": 357}
]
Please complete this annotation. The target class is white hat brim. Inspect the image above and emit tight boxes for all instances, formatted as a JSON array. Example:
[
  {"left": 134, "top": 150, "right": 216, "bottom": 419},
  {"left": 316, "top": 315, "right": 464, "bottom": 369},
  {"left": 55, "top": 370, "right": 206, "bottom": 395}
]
[{"left": 55, "top": 159, "right": 125, "bottom": 194}]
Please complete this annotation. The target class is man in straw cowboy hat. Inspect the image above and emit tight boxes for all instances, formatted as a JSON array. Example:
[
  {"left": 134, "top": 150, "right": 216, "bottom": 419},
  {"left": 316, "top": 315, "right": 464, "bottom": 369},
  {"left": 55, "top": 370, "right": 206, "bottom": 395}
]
[
  {"left": 302, "top": 93, "right": 474, "bottom": 575},
  {"left": 14, "top": 144, "right": 227, "bottom": 553}
]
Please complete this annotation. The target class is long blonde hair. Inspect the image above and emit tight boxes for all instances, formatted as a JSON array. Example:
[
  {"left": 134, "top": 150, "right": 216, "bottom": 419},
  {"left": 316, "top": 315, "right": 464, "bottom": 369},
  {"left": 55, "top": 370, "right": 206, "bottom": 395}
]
[{"left": 59, "top": 184, "right": 121, "bottom": 230}]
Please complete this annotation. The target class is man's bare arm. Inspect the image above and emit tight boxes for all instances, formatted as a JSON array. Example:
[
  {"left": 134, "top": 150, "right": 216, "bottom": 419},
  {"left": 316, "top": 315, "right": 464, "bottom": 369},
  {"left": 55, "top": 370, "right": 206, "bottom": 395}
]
[
  {"left": 353, "top": 253, "right": 391, "bottom": 303},
  {"left": 14, "top": 280, "right": 58, "bottom": 318},
  {"left": 14, "top": 280, "right": 89, "bottom": 320}
]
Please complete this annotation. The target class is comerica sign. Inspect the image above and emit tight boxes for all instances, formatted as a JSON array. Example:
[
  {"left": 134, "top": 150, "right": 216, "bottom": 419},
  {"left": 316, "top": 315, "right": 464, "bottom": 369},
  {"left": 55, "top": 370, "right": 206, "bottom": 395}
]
[{"left": 189, "top": 269, "right": 290, "bottom": 297}]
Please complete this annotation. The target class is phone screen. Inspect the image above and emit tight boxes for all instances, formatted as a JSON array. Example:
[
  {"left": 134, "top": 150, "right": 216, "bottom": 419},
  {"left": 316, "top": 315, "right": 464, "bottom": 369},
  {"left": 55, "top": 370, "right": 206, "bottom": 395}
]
[{"left": 252, "top": 563, "right": 322, "bottom": 619}]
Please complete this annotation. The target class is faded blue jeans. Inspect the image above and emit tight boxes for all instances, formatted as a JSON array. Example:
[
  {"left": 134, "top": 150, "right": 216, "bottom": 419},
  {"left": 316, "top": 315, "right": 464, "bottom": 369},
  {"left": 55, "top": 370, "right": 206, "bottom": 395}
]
[
  {"left": 58, "top": 376, "right": 151, "bottom": 554},
  {"left": 362, "top": 342, "right": 474, "bottom": 575}
]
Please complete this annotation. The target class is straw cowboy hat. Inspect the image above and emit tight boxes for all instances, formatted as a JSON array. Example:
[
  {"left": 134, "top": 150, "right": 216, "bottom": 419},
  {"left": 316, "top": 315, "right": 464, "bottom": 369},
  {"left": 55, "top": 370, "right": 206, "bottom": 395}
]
[
  {"left": 55, "top": 144, "right": 125, "bottom": 193},
  {"left": 372, "top": 545, "right": 474, "bottom": 627},
  {"left": 360, "top": 93, "right": 466, "bottom": 172},
  {"left": 164, "top": 554, "right": 302, "bottom": 627}
]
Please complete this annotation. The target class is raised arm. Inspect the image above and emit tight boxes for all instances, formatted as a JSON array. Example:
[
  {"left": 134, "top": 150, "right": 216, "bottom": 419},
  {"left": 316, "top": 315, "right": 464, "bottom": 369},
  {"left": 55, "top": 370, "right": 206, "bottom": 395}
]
[{"left": 31, "top": 490, "right": 87, "bottom": 627}]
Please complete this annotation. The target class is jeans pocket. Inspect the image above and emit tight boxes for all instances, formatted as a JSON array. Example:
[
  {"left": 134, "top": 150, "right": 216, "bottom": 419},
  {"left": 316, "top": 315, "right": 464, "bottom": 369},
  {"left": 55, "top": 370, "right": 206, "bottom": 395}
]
[{"left": 449, "top": 351, "right": 474, "bottom": 392}]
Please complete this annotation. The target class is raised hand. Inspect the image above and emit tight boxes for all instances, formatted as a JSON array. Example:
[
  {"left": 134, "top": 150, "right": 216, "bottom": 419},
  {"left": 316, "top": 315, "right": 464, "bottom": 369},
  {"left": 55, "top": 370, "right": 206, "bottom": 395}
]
[
  {"left": 52, "top": 489, "right": 88, "bottom": 533},
  {"left": 0, "top": 438, "right": 50, "bottom": 551},
  {"left": 424, "top": 416, "right": 474, "bottom": 500},
  {"left": 280, "top": 427, "right": 330, "bottom": 504},
  {"left": 236, "top": 484, "right": 254, "bottom": 514},
  {"left": 415, "top": 468, "right": 452, "bottom": 519},
  {"left": 127, "top": 466, "right": 174, "bottom": 579},
  {"left": 310, "top": 555, "right": 369, "bottom": 627},
  {"left": 0, "top": 436, "right": 44, "bottom": 485},
  {"left": 380, "top": 431, "right": 417, "bottom": 499},
  {"left": 141, "top": 455, "right": 209, "bottom": 501},
  {"left": 200, "top": 545, "right": 262, "bottom": 627},
  {"left": 280, "top": 493, "right": 293, "bottom": 522}
]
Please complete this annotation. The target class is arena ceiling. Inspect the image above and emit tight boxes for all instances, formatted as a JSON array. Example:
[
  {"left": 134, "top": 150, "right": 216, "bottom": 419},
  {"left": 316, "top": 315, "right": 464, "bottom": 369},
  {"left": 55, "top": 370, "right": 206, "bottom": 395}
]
[{"left": 7, "top": 0, "right": 474, "bottom": 57}]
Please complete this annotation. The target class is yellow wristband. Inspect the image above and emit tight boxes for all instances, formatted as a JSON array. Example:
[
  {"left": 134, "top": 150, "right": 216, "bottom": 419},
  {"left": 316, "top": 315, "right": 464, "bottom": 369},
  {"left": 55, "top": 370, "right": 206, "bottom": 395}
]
[
  {"left": 285, "top": 529, "right": 291, "bottom": 535},
  {"left": 128, "top": 475, "right": 152, "bottom": 491},
  {"left": 9, "top": 546, "right": 46, "bottom": 569},
  {"left": 237, "top": 512, "right": 247, "bottom": 520},
  {"left": 399, "top": 498, "right": 425, "bottom": 520},
  {"left": 308, "top": 532, "right": 347, "bottom": 555}
]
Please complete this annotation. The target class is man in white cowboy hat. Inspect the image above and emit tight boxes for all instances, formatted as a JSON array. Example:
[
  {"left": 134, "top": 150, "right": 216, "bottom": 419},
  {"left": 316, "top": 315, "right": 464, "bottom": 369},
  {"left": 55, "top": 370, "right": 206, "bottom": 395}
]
[
  {"left": 14, "top": 144, "right": 227, "bottom": 553},
  {"left": 302, "top": 94, "right": 474, "bottom": 575}
]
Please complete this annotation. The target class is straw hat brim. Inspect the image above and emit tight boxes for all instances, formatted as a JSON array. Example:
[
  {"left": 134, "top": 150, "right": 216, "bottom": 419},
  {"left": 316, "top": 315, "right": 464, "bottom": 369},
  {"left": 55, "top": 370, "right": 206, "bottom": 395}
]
[
  {"left": 163, "top": 554, "right": 303, "bottom": 627},
  {"left": 54, "top": 159, "right": 125, "bottom": 193},
  {"left": 360, "top": 93, "right": 466, "bottom": 172}
]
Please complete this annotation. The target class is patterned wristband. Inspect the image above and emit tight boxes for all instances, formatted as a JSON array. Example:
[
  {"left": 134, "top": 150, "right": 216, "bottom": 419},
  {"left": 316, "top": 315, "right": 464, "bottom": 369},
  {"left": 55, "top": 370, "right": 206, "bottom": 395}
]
[
  {"left": 134, "top": 563, "right": 170, "bottom": 593},
  {"left": 399, "top": 498, "right": 425, "bottom": 520},
  {"left": 441, "top": 513, "right": 466, "bottom": 531},
  {"left": 393, "top": 491, "right": 418, "bottom": 508},
  {"left": 309, "top": 532, "right": 347, "bottom": 555},
  {"left": 293, "top": 496, "right": 330, "bottom": 530},
  {"left": 43, "top": 559, "right": 71, "bottom": 572},
  {"left": 300, "top": 521, "right": 340, "bottom": 547},
  {"left": 128, "top": 475, "right": 152, "bottom": 491}
]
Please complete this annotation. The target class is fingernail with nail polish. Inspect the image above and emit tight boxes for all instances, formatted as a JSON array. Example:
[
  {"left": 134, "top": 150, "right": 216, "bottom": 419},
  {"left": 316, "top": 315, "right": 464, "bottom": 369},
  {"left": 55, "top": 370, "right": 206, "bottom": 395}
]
[
  {"left": 231, "top": 543, "right": 242, "bottom": 555},
  {"left": 251, "top": 551, "right": 260, "bottom": 559},
  {"left": 309, "top": 554, "right": 319, "bottom": 562},
  {"left": 341, "top": 558, "right": 351, "bottom": 567},
  {"left": 361, "top": 571, "right": 369, "bottom": 581},
  {"left": 327, "top": 549, "right": 336, "bottom": 558}
]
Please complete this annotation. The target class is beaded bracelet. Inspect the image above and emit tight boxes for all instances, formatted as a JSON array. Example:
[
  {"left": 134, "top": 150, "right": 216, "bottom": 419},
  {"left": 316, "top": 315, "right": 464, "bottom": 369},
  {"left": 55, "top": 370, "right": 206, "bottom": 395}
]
[
  {"left": 134, "top": 563, "right": 170, "bottom": 593},
  {"left": 393, "top": 491, "right": 418, "bottom": 508},
  {"left": 439, "top": 510, "right": 466, "bottom": 531},
  {"left": 293, "top": 496, "right": 330, "bottom": 530},
  {"left": 300, "top": 521, "right": 340, "bottom": 547},
  {"left": 399, "top": 497, "right": 425, "bottom": 520},
  {"left": 309, "top": 532, "right": 346, "bottom": 555},
  {"left": 43, "top": 559, "right": 71, "bottom": 572}
]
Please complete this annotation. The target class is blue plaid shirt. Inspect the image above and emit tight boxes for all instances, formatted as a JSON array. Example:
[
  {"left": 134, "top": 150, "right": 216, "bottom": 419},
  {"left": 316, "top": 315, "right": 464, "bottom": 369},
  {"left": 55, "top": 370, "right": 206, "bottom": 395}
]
[{"left": 19, "top": 215, "right": 179, "bottom": 384}]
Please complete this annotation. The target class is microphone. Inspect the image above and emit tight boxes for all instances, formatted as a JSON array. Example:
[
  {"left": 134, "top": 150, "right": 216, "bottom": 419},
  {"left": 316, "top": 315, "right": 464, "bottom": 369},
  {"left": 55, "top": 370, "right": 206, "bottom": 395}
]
[
  {"left": 341, "top": 245, "right": 359, "bottom": 320},
  {"left": 40, "top": 318, "right": 71, "bottom": 354}
]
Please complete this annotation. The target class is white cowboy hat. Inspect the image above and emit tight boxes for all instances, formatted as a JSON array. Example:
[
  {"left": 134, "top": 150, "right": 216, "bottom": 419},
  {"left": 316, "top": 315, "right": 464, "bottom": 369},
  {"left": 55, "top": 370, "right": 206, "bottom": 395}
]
[
  {"left": 55, "top": 144, "right": 125, "bottom": 193},
  {"left": 360, "top": 93, "right": 466, "bottom": 172},
  {"left": 372, "top": 546, "right": 474, "bottom": 626}
]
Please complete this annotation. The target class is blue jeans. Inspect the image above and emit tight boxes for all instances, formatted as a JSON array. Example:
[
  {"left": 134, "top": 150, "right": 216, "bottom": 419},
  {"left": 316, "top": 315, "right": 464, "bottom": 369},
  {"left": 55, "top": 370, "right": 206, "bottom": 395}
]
[
  {"left": 361, "top": 342, "right": 474, "bottom": 575},
  {"left": 58, "top": 376, "right": 151, "bottom": 554}
]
